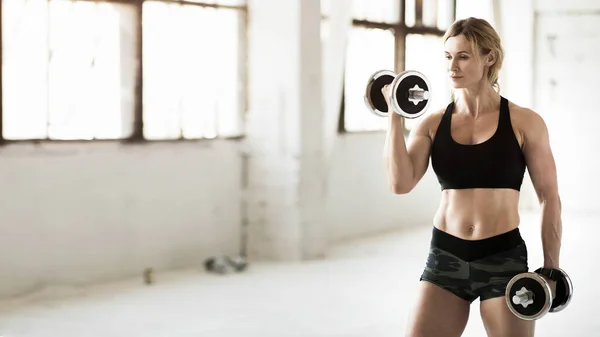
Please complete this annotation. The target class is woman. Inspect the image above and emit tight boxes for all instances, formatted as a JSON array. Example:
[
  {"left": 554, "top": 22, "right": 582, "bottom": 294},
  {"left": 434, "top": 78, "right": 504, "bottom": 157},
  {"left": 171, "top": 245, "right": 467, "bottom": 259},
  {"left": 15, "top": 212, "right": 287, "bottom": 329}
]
[{"left": 382, "top": 17, "right": 562, "bottom": 337}]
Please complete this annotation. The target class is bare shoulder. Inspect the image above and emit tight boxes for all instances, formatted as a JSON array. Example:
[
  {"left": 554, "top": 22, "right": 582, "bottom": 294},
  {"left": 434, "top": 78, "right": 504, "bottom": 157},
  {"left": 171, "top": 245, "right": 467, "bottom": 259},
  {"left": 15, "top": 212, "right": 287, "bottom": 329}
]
[
  {"left": 508, "top": 101, "right": 550, "bottom": 149},
  {"left": 508, "top": 101, "right": 548, "bottom": 134},
  {"left": 411, "top": 106, "right": 446, "bottom": 140}
]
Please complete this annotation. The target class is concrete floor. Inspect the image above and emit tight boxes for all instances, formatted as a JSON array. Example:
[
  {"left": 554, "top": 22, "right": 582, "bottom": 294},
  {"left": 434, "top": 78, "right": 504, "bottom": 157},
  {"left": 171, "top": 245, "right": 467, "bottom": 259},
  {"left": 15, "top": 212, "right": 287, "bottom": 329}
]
[{"left": 0, "top": 211, "right": 596, "bottom": 337}]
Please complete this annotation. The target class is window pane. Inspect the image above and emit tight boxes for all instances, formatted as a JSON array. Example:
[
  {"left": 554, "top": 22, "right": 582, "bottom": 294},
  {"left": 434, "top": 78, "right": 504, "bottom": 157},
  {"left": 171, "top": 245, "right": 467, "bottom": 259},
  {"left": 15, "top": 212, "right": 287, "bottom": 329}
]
[
  {"left": 404, "top": 34, "right": 450, "bottom": 130},
  {"left": 48, "top": 1, "right": 135, "bottom": 140},
  {"left": 2, "top": 0, "right": 49, "bottom": 139},
  {"left": 2, "top": 0, "right": 136, "bottom": 140},
  {"left": 456, "top": 0, "right": 494, "bottom": 23},
  {"left": 407, "top": 0, "right": 445, "bottom": 28},
  {"left": 437, "top": 0, "right": 455, "bottom": 31},
  {"left": 422, "top": 0, "right": 437, "bottom": 28},
  {"left": 344, "top": 27, "right": 394, "bottom": 132},
  {"left": 143, "top": 2, "right": 243, "bottom": 140},
  {"left": 353, "top": 0, "right": 400, "bottom": 24},
  {"left": 405, "top": 0, "right": 415, "bottom": 27}
]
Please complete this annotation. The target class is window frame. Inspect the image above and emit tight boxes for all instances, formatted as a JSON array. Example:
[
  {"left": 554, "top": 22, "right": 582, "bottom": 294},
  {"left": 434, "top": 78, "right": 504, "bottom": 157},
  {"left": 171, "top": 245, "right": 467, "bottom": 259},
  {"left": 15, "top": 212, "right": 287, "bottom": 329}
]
[
  {"left": 0, "top": 0, "right": 248, "bottom": 144},
  {"left": 339, "top": 0, "right": 457, "bottom": 134}
]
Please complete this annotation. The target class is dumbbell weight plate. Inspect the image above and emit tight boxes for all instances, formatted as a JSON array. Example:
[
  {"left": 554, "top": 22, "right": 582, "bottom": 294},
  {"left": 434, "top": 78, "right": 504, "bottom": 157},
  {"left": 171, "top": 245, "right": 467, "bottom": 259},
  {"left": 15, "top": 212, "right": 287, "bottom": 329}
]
[
  {"left": 364, "top": 70, "right": 397, "bottom": 117},
  {"left": 505, "top": 272, "right": 553, "bottom": 320},
  {"left": 390, "top": 70, "right": 432, "bottom": 119},
  {"left": 548, "top": 268, "right": 574, "bottom": 313}
]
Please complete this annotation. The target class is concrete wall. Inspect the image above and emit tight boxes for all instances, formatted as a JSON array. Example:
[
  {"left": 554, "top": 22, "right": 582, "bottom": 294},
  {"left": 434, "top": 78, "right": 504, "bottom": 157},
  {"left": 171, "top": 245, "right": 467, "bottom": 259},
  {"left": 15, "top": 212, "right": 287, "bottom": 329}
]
[
  {"left": 0, "top": 141, "right": 243, "bottom": 298},
  {"left": 532, "top": 0, "right": 600, "bottom": 213},
  {"left": 326, "top": 133, "right": 441, "bottom": 242}
]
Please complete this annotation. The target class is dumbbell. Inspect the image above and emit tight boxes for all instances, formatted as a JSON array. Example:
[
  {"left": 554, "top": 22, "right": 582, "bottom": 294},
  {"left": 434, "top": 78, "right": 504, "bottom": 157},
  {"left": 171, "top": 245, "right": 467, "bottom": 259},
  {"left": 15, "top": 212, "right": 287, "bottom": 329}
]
[
  {"left": 505, "top": 267, "right": 574, "bottom": 320},
  {"left": 364, "top": 69, "right": 432, "bottom": 119}
]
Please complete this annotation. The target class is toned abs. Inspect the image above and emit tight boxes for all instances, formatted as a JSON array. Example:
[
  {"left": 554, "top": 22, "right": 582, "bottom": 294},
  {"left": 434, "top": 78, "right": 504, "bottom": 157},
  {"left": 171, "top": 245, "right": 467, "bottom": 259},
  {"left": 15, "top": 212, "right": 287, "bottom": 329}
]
[{"left": 427, "top": 102, "right": 526, "bottom": 240}]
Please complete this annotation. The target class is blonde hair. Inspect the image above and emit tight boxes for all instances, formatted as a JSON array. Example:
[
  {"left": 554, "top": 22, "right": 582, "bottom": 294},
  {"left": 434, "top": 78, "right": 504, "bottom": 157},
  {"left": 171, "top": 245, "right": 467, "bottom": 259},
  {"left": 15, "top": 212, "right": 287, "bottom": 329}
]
[{"left": 444, "top": 17, "right": 504, "bottom": 92}]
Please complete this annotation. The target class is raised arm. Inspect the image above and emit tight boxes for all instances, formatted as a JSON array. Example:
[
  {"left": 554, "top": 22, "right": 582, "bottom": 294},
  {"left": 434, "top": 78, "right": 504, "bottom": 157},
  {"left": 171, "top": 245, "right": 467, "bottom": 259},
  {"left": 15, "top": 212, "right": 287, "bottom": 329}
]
[
  {"left": 521, "top": 109, "right": 562, "bottom": 271},
  {"left": 383, "top": 90, "right": 438, "bottom": 194}
]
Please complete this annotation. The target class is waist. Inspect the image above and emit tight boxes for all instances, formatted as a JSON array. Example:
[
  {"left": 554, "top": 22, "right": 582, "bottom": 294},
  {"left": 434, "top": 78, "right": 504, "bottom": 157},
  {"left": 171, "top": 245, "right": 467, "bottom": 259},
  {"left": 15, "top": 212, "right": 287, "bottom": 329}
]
[
  {"left": 433, "top": 188, "right": 520, "bottom": 239},
  {"left": 429, "top": 226, "right": 524, "bottom": 262}
]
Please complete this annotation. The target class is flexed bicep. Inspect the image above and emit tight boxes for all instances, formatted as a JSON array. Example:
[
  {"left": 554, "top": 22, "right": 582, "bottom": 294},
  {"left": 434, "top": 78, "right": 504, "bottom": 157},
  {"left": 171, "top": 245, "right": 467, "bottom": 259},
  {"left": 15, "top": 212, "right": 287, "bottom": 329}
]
[{"left": 406, "top": 109, "right": 445, "bottom": 188}]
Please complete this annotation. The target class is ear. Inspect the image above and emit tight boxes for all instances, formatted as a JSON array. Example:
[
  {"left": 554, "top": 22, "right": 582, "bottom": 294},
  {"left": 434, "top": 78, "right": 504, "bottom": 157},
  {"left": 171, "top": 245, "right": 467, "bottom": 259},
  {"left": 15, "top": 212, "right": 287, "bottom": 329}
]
[{"left": 486, "top": 51, "right": 496, "bottom": 66}]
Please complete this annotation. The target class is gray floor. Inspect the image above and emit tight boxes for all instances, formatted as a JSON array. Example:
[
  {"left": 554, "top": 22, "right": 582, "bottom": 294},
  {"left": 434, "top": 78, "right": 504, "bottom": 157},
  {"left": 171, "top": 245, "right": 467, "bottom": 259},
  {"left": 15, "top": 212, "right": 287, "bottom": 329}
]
[{"left": 0, "top": 211, "right": 595, "bottom": 337}]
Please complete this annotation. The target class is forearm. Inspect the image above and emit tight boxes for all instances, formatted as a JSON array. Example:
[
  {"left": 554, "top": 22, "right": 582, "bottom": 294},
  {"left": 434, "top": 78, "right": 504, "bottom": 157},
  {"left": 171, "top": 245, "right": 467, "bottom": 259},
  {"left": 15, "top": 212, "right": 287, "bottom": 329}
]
[
  {"left": 540, "top": 195, "right": 562, "bottom": 269},
  {"left": 383, "top": 114, "right": 414, "bottom": 192}
]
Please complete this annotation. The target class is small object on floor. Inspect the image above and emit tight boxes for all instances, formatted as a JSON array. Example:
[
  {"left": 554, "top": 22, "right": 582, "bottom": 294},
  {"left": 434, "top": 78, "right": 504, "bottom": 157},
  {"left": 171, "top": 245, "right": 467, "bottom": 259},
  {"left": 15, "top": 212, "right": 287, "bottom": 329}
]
[
  {"left": 143, "top": 267, "right": 154, "bottom": 285},
  {"left": 229, "top": 255, "right": 248, "bottom": 272},
  {"left": 204, "top": 256, "right": 233, "bottom": 274},
  {"left": 204, "top": 255, "right": 249, "bottom": 274}
]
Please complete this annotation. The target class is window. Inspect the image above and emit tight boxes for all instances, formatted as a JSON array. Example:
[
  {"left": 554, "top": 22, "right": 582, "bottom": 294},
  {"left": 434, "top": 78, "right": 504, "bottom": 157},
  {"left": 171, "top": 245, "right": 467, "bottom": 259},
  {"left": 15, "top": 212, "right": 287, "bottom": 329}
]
[
  {"left": 142, "top": 1, "right": 244, "bottom": 140},
  {"left": 1, "top": 0, "right": 246, "bottom": 142},
  {"left": 339, "top": 0, "right": 459, "bottom": 133},
  {"left": 3, "top": 0, "right": 136, "bottom": 140}
]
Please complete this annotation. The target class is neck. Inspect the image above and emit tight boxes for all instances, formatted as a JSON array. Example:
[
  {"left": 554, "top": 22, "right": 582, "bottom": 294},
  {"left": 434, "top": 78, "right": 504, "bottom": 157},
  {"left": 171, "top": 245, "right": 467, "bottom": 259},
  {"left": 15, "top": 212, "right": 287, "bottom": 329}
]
[{"left": 454, "top": 81, "right": 500, "bottom": 118}]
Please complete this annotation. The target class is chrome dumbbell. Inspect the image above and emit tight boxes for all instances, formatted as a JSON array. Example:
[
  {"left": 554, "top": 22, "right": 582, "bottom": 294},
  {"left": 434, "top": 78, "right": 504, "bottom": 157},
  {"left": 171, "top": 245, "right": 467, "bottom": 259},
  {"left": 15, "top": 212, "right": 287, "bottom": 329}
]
[{"left": 364, "top": 69, "right": 432, "bottom": 119}]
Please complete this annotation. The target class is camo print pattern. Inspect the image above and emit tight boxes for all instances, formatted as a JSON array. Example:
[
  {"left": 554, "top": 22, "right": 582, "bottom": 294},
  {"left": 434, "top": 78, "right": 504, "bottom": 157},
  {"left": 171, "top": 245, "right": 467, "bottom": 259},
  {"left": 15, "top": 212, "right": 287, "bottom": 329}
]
[{"left": 419, "top": 242, "right": 528, "bottom": 302}]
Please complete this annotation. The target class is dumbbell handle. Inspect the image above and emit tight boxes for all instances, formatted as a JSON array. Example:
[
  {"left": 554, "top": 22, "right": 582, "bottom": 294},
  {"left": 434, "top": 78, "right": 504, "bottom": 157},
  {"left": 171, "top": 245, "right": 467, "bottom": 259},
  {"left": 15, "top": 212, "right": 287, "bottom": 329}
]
[
  {"left": 512, "top": 288, "right": 534, "bottom": 308},
  {"left": 408, "top": 88, "right": 430, "bottom": 101}
]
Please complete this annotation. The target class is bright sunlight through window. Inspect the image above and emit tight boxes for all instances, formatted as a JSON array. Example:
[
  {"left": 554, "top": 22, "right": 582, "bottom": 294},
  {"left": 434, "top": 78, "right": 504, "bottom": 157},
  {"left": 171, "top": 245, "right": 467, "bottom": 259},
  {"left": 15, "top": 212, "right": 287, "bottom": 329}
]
[
  {"left": 142, "top": 1, "right": 244, "bottom": 140},
  {"left": 3, "top": 0, "right": 135, "bottom": 140},
  {"left": 2, "top": 0, "right": 245, "bottom": 141}
]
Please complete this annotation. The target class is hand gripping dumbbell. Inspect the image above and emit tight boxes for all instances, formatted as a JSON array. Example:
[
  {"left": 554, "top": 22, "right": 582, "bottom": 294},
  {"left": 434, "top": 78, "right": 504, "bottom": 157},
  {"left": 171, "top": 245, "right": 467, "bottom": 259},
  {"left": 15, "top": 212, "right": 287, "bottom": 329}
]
[
  {"left": 505, "top": 267, "right": 574, "bottom": 320},
  {"left": 364, "top": 70, "right": 432, "bottom": 119}
]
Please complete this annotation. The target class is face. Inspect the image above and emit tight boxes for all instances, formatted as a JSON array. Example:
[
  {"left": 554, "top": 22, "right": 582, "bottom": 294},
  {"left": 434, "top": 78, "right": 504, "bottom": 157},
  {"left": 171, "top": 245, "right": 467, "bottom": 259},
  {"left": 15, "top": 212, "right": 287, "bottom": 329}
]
[{"left": 444, "top": 34, "right": 493, "bottom": 89}]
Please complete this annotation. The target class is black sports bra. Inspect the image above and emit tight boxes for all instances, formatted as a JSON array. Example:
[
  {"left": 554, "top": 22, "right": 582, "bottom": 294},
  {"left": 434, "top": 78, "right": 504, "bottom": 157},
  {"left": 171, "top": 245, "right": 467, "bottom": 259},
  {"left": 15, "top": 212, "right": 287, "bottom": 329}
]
[{"left": 430, "top": 97, "right": 527, "bottom": 191}]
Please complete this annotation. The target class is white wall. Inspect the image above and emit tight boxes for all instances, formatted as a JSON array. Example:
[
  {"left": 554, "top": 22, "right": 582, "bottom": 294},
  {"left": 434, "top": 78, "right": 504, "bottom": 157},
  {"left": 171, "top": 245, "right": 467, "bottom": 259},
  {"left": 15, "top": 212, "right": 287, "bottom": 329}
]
[
  {"left": 0, "top": 141, "right": 242, "bottom": 299},
  {"left": 244, "top": 0, "right": 330, "bottom": 261},
  {"left": 532, "top": 0, "right": 600, "bottom": 214},
  {"left": 326, "top": 133, "right": 440, "bottom": 242}
]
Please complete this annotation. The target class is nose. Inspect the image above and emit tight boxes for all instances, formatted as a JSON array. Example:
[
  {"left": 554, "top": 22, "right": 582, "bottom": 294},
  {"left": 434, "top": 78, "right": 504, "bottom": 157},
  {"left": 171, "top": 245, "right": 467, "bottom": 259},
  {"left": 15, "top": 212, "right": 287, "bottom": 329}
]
[{"left": 449, "top": 60, "right": 458, "bottom": 74}]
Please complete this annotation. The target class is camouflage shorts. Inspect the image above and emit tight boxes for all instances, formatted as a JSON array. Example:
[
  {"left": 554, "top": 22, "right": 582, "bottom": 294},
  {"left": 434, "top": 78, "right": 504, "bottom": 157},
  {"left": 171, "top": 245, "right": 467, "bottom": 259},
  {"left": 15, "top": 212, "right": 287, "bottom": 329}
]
[{"left": 419, "top": 240, "right": 529, "bottom": 302}]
